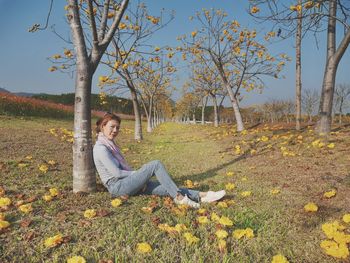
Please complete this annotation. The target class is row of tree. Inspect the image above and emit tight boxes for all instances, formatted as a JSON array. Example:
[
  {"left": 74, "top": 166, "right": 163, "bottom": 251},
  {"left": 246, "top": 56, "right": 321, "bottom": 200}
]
[{"left": 176, "top": 84, "right": 350, "bottom": 126}]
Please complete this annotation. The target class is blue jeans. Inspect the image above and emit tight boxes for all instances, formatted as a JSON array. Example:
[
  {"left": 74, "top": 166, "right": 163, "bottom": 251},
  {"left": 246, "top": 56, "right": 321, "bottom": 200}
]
[{"left": 107, "top": 160, "right": 200, "bottom": 201}]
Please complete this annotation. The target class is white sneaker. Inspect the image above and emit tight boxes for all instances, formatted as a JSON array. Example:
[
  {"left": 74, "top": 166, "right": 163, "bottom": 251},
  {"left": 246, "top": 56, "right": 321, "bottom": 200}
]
[
  {"left": 174, "top": 194, "right": 200, "bottom": 208},
  {"left": 201, "top": 190, "right": 226, "bottom": 203}
]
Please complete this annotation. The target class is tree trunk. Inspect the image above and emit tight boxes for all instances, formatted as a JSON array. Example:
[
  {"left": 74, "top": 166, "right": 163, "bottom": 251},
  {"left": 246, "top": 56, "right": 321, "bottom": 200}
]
[
  {"left": 130, "top": 89, "right": 143, "bottom": 140},
  {"left": 214, "top": 58, "right": 244, "bottom": 131},
  {"left": 211, "top": 94, "right": 219, "bottom": 127},
  {"left": 317, "top": 1, "right": 350, "bottom": 133},
  {"left": 72, "top": 70, "right": 96, "bottom": 193},
  {"left": 295, "top": 2, "right": 302, "bottom": 130},
  {"left": 338, "top": 98, "right": 343, "bottom": 124},
  {"left": 201, "top": 96, "right": 208, "bottom": 125},
  {"left": 225, "top": 83, "right": 244, "bottom": 131},
  {"left": 147, "top": 97, "right": 153, "bottom": 133}
]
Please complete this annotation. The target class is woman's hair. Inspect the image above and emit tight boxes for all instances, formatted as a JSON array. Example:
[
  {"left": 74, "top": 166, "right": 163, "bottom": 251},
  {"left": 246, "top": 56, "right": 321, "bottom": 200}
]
[{"left": 96, "top": 113, "right": 121, "bottom": 134}]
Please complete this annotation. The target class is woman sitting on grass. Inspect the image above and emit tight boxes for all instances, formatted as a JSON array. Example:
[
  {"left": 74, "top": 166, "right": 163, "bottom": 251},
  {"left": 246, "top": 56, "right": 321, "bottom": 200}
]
[{"left": 93, "top": 113, "right": 226, "bottom": 208}]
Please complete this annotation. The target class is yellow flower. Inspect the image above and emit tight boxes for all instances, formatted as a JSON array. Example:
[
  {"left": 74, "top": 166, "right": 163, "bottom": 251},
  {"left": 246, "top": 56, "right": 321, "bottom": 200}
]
[
  {"left": 250, "top": 149, "right": 257, "bottom": 155},
  {"left": 48, "top": 66, "right": 57, "bottom": 72},
  {"left": 304, "top": 1, "right": 314, "bottom": 9},
  {"left": 322, "top": 221, "right": 346, "bottom": 239},
  {"left": 304, "top": 202, "right": 318, "bottom": 212},
  {"left": 183, "top": 232, "right": 200, "bottom": 245},
  {"left": 197, "top": 216, "right": 209, "bottom": 224},
  {"left": 67, "top": 256, "right": 86, "bottom": 263},
  {"left": 215, "top": 229, "right": 228, "bottom": 239},
  {"left": 137, "top": 242, "right": 152, "bottom": 253},
  {"left": 48, "top": 160, "right": 56, "bottom": 165},
  {"left": 52, "top": 54, "right": 61, "bottom": 59},
  {"left": 44, "top": 234, "right": 63, "bottom": 248},
  {"left": 118, "top": 22, "right": 127, "bottom": 30},
  {"left": 174, "top": 224, "right": 187, "bottom": 232},
  {"left": 43, "top": 195, "right": 53, "bottom": 202},
  {"left": 49, "top": 188, "right": 59, "bottom": 197},
  {"left": 219, "top": 216, "right": 234, "bottom": 226},
  {"left": 225, "top": 183, "right": 235, "bottom": 191},
  {"left": 244, "top": 228, "right": 254, "bottom": 238},
  {"left": 211, "top": 212, "right": 220, "bottom": 222},
  {"left": 320, "top": 240, "right": 349, "bottom": 259},
  {"left": 261, "top": 135, "right": 269, "bottom": 142},
  {"left": 0, "top": 220, "right": 10, "bottom": 230},
  {"left": 18, "top": 163, "right": 28, "bottom": 168},
  {"left": 241, "top": 191, "right": 252, "bottom": 197},
  {"left": 84, "top": 209, "right": 96, "bottom": 219},
  {"left": 270, "top": 189, "right": 280, "bottom": 195},
  {"left": 197, "top": 208, "right": 207, "bottom": 215},
  {"left": 25, "top": 155, "right": 33, "bottom": 160},
  {"left": 154, "top": 46, "right": 160, "bottom": 52},
  {"left": 333, "top": 231, "right": 350, "bottom": 244},
  {"left": 99, "top": 75, "right": 109, "bottom": 83},
  {"left": 191, "top": 31, "right": 197, "bottom": 37},
  {"left": 233, "top": 228, "right": 254, "bottom": 239},
  {"left": 327, "top": 143, "right": 335, "bottom": 149},
  {"left": 343, "top": 214, "right": 350, "bottom": 224},
  {"left": 271, "top": 254, "right": 289, "bottom": 263},
  {"left": 0, "top": 197, "right": 11, "bottom": 207},
  {"left": 324, "top": 189, "right": 336, "bottom": 198},
  {"left": 107, "top": 12, "right": 115, "bottom": 19},
  {"left": 226, "top": 171, "right": 235, "bottom": 177},
  {"left": 111, "top": 198, "right": 122, "bottom": 207},
  {"left": 39, "top": 164, "right": 49, "bottom": 173},
  {"left": 18, "top": 203, "right": 33, "bottom": 213},
  {"left": 251, "top": 6, "right": 260, "bottom": 14},
  {"left": 184, "top": 180, "right": 194, "bottom": 189},
  {"left": 217, "top": 201, "right": 228, "bottom": 208}
]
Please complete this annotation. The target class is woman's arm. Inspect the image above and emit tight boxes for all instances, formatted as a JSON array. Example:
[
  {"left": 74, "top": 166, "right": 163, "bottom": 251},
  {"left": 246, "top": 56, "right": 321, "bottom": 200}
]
[{"left": 94, "top": 145, "right": 129, "bottom": 179}]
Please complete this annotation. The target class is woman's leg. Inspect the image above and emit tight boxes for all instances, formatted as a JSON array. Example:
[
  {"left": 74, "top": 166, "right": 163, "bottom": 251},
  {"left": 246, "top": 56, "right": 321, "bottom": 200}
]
[
  {"left": 111, "top": 160, "right": 180, "bottom": 198},
  {"left": 142, "top": 181, "right": 200, "bottom": 202}
]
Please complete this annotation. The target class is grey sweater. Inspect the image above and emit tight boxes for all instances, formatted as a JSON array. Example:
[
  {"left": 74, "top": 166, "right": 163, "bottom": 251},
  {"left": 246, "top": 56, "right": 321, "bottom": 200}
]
[{"left": 93, "top": 141, "right": 134, "bottom": 187}]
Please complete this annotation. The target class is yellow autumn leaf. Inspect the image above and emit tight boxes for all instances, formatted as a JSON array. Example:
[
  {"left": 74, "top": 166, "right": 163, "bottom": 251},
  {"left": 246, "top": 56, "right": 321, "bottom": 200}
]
[
  {"left": 111, "top": 198, "right": 122, "bottom": 207},
  {"left": 44, "top": 234, "right": 63, "bottom": 248},
  {"left": 137, "top": 242, "right": 152, "bottom": 253},
  {"left": 84, "top": 209, "right": 96, "bottom": 219},
  {"left": 18, "top": 203, "right": 33, "bottom": 213},
  {"left": 304, "top": 202, "right": 318, "bottom": 212},
  {"left": 324, "top": 189, "right": 336, "bottom": 198}
]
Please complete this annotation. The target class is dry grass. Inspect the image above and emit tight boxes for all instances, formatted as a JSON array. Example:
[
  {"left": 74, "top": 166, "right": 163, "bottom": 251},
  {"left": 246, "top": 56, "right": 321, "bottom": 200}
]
[{"left": 0, "top": 116, "right": 349, "bottom": 262}]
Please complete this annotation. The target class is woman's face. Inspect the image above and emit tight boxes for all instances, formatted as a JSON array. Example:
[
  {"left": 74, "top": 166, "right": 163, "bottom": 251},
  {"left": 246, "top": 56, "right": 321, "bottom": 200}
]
[{"left": 102, "top": 119, "right": 120, "bottom": 140}]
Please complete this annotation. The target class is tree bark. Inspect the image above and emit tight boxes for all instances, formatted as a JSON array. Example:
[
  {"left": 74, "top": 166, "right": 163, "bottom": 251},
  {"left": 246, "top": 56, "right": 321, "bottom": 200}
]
[
  {"left": 130, "top": 89, "right": 143, "bottom": 140},
  {"left": 147, "top": 97, "right": 153, "bottom": 133},
  {"left": 295, "top": 1, "right": 302, "bottom": 130},
  {"left": 201, "top": 96, "right": 208, "bottom": 125},
  {"left": 68, "top": 0, "right": 95, "bottom": 193},
  {"left": 212, "top": 54, "right": 244, "bottom": 131},
  {"left": 211, "top": 94, "right": 219, "bottom": 127},
  {"left": 317, "top": 0, "right": 350, "bottom": 134}
]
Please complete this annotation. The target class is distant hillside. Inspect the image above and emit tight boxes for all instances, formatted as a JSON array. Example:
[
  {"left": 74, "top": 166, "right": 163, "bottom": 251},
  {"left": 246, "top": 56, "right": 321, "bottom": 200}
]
[
  {"left": 0, "top": 88, "right": 136, "bottom": 115},
  {"left": 0, "top": 87, "right": 10, "bottom": 93},
  {"left": 0, "top": 87, "right": 36, "bottom": 97},
  {"left": 32, "top": 93, "right": 135, "bottom": 115}
]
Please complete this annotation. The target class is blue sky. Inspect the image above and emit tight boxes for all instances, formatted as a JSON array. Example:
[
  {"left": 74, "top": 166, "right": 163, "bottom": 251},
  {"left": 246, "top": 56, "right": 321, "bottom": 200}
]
[{"left": 1, "top": 0, "right": 350, "bottom": 107}]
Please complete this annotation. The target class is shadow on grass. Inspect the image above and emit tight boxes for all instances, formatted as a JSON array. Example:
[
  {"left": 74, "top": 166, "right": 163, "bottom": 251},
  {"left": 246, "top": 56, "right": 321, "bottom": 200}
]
[
  {"left": 177, "top": 153, "right": 248, "bottom": 185},
  {"left": 300, "top": 205, "right": 343, "bottom": 230}
]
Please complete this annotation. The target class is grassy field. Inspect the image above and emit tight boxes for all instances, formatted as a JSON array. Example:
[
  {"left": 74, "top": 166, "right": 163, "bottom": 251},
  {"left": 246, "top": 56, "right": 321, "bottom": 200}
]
[{"left": 0, "top": 115, "right": 349, "bottom": 263}]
